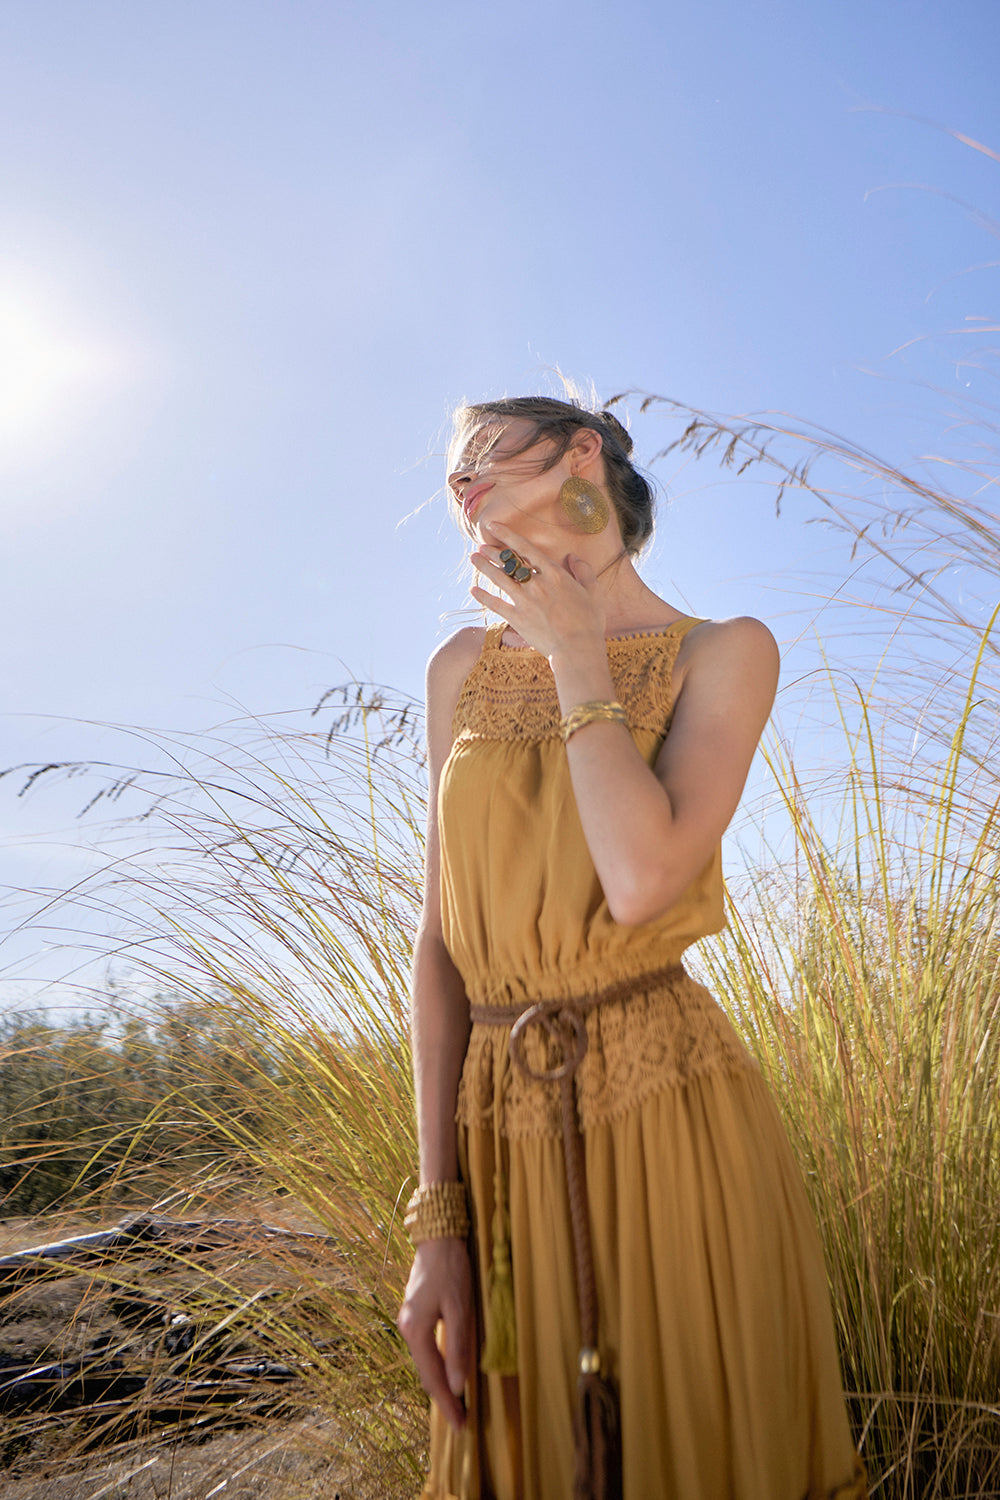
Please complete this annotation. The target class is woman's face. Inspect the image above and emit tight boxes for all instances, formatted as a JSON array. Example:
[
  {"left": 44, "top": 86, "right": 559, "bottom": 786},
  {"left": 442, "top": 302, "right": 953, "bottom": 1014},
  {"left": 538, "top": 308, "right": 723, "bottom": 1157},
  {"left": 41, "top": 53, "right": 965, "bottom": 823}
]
[{"left": 448, "top": 417, "right": 562, "bottom": 536}]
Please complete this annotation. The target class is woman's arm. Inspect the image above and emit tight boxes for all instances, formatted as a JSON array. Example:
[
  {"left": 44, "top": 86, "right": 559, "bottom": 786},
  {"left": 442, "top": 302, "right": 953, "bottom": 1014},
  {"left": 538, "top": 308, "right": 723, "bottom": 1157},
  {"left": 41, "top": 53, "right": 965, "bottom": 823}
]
[
  {"left": 551, "top": 616, "right": 778, "bottom": 925},
  {"left": 471, "top": 521, "right": 779, "bottom": 927},
  {"left": 398, "top": 627, "right": 482, "bottom": 1430},
  {"left": 409, "top": 630, "right": 479, "bottom": 1180}
]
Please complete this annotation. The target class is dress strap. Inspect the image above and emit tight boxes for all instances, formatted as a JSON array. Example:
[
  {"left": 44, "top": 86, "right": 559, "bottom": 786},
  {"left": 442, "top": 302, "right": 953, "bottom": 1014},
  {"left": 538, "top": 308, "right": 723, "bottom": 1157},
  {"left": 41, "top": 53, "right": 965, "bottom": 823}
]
[
  {"left": 670, "top": 615, "right": 708, "bottom": 643},
  {"left": 484, "top": 619, "right": 508, "bottom": 651}
]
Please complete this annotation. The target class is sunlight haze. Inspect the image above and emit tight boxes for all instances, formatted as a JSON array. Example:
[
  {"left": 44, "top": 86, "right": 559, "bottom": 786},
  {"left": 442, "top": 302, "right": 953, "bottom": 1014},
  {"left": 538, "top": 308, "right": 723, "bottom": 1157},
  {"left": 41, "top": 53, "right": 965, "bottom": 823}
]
[{"left": 1, "top": 0, "right": 997, "bottom": 1003}]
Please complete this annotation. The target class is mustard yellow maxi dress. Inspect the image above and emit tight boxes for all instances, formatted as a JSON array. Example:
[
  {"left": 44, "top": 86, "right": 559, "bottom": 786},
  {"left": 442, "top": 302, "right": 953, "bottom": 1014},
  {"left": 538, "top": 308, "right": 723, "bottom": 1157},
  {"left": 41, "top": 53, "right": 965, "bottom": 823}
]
[{"left": 423, "top": 617, "right": 866, "bottom": 1500}]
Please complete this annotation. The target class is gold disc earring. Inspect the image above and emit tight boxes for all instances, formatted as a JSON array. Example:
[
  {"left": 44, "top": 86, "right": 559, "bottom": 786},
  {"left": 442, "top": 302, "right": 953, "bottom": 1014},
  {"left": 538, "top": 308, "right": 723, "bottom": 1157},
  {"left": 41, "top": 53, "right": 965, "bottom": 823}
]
[{"left": 559, "top": 475, "right": 610, "bottom": 534}]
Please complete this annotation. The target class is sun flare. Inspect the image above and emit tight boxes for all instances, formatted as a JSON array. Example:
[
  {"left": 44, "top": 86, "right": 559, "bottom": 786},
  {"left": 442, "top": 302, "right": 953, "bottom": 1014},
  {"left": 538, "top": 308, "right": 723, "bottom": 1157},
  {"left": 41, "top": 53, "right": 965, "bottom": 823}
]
[{"left": 0, "top": 272, "right": 132, "bottom": 465}]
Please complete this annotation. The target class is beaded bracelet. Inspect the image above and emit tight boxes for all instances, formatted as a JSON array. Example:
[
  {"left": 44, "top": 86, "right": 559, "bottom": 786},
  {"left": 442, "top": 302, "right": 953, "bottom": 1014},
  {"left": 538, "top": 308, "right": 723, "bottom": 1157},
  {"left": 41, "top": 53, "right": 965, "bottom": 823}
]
[
  {"left": 560, "top": 699, "right": 629, "bottom": 743},
  {"left": 404, "top": 1181, "right": 470, "bottom": 1243}
]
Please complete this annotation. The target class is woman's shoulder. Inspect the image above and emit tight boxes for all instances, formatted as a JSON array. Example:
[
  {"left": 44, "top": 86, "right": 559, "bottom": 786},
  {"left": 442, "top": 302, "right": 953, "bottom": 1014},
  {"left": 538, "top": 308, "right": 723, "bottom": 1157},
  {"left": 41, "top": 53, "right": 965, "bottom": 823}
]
[
  {"left": 424, "top": 625, "right": 487, "bottom": 739},
  {"left": 679, "top": 615, "right": 778, "bottom": 660},
  {"left": 426, "top": 625, "right": 487, "bottom": 689},
  {"left": 674, "top": 615, "right": 780, "bottom": 703}
]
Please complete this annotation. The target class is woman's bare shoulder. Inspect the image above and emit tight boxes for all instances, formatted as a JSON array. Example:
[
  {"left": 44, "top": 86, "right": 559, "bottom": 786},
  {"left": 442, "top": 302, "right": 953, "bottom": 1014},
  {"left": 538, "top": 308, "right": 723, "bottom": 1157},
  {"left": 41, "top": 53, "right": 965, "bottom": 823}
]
[
  {"left": 675, "top": 615, "right": 779, "bottom": 703},
  {"left": 426, "top": 625, "right": 486, "bottom": 691},
  {"left": 683, "top": 614, "right": 779, "bottom": 659},
  {"left": 424, "top": 626, "right": 487, "bottom": 746}
]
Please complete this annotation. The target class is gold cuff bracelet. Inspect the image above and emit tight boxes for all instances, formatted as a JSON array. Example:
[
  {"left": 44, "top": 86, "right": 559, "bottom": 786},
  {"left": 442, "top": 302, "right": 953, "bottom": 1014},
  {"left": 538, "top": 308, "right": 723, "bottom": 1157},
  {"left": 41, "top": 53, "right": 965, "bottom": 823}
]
[
  {"left": 560, "top": 700, "right": 629, "bottom": 743},
  {"left": 404, "top": 1181, "right": 471, "bottom": 1243}
]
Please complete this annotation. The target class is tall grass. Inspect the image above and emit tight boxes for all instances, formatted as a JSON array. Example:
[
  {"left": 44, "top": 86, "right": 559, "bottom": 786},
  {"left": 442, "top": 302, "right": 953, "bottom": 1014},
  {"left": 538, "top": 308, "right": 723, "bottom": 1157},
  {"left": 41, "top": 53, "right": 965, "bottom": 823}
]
[
  {"left": 110, "top": 687, "right": 432, "bottom": 1490},
  {"left": 0, "top": 689, "right": 431, "bottom": 1493},
  {"left": 0, "top": 1005, "right": 278, "bottom": 1213},
  {"left": 704, "top": 675, "right": 1000, "bottom": 1496},
  {"left": 3, "top": 394, "right": 1000, "bottom": 1494}
]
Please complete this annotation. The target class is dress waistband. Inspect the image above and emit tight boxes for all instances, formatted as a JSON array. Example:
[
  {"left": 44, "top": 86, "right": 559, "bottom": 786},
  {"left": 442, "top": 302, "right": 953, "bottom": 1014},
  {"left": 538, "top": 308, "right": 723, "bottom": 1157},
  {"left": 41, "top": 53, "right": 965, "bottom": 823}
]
[{"left": 468, "top": 962, "right": 687, "bottom": 1027}]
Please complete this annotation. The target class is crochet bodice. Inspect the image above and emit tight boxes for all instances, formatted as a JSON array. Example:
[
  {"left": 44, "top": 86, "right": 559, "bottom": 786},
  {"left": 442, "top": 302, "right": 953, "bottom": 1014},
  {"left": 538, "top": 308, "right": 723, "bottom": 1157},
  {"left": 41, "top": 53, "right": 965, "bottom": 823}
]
[{"left": 439, "top": 617, "right": 726, "bottom": 1008}]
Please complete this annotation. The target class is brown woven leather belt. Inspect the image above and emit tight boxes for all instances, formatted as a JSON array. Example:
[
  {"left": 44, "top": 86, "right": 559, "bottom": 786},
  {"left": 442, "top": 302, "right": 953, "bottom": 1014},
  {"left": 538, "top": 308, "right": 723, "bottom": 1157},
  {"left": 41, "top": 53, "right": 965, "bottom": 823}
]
[
  {"left": 468, "top": 962, "right": 686, "bottom": 1500},
  {"left": 467, "top": 961, "right": 686, "bottom": 1030}
]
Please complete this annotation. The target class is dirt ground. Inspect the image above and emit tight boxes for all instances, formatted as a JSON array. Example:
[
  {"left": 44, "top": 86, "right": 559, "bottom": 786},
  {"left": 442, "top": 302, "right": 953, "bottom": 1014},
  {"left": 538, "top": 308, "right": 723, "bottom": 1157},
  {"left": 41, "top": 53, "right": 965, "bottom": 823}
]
[
  {"left": 0, "top": 1213, "right": 417, "bottom": 1500},
  {"left": 0, "top": 1419, "right": 351, "bottom": 1500}
]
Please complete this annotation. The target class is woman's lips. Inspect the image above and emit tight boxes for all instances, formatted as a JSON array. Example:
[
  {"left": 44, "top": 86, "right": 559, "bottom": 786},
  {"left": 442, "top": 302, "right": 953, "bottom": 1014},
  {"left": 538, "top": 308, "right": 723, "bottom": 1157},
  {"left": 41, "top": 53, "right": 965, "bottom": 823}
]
[{"left": 464, "top": 482, "right": 493, "bottom": 518}]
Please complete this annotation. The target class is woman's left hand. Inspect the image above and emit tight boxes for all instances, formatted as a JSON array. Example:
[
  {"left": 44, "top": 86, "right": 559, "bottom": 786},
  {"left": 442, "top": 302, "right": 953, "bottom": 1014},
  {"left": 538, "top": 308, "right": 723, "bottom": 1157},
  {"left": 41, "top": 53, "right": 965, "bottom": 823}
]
[{"left": 470, "top": 522, "right": 606, "bottom": 661}]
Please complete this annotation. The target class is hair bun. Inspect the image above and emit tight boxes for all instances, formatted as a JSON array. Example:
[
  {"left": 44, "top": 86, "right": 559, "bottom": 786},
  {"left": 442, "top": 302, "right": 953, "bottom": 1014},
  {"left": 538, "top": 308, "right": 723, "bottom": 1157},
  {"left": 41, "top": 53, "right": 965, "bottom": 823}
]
[{"left": 598, "top": 409, "right": 633, "bottom": 455}]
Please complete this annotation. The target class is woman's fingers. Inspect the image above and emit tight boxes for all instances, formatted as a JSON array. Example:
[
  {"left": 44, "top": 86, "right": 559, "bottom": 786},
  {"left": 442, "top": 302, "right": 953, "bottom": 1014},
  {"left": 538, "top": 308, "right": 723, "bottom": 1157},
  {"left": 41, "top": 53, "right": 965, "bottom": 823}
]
[
  {"left": 485, "top": 521, "right": 547, "bottom": 570},
  {"left": 468, "top": 544, "right": 532, "bottom": 619},
  {"left": 469, "top": 528, "right": 607, "bottom": 657},
  {"left": 566, "top": 552, "right": 596, "bottom": 587},
  {"left": 471, "top": 543, "right": 539, "bottom": 589},
  {"left": 470, "top": 582, "right": 516, "bottom": 621},
  {"left": 400, "top": 1310, "right": 467, "bottom": 1429},
  {"left": 470, "top": 549, "right": 519, "bottom": 585},
  {"left": 398, "top": 1241, "right": 473, "bottom": 1432},
  {"left": 443, "top": 1290, "right": 475, "bottom": 1397}
]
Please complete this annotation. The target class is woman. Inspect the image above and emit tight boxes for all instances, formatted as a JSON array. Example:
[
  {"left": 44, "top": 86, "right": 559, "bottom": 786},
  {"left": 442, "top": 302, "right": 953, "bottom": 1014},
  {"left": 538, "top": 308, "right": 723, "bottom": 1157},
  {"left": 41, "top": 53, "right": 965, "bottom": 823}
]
[{"left": 398, "top": 395, "right": 866, "bottom": 1500}]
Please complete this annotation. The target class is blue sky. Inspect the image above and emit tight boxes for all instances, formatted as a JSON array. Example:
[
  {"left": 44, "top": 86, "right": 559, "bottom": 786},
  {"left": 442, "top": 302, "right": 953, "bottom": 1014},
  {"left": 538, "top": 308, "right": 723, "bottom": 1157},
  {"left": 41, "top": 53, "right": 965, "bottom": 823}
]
[{"left": 1, "top": 0, "right": 997, "bottom": 1001}]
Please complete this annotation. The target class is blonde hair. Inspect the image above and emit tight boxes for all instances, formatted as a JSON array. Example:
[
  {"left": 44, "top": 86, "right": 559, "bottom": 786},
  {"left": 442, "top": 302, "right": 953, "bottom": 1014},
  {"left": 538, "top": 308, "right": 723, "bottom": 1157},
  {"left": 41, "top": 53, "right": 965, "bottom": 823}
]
[{"left": 448, "top": 395, "right": 656, "bottom": 554}]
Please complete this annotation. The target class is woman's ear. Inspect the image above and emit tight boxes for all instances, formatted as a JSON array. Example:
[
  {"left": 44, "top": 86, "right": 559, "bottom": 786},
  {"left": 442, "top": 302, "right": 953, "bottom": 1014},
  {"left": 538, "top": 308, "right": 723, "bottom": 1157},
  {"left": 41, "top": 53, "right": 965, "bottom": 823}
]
[{"left": 568, "top": 426, "right": 604, "bottom": 472}]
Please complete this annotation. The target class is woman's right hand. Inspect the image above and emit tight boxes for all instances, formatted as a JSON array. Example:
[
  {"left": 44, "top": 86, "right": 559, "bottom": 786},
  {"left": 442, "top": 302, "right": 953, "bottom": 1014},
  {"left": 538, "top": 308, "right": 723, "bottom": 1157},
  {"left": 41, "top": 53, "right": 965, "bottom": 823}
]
[{"left": 398, "top": 1238, "right": 474, "bottom": 1431}]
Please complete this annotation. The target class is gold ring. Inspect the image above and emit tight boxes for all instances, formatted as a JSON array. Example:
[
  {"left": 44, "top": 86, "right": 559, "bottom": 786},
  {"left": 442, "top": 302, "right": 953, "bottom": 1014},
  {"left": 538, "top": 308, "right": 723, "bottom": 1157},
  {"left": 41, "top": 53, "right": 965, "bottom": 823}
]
[{"left": 499, "top": 547, "right": 533, "bottom": 583}]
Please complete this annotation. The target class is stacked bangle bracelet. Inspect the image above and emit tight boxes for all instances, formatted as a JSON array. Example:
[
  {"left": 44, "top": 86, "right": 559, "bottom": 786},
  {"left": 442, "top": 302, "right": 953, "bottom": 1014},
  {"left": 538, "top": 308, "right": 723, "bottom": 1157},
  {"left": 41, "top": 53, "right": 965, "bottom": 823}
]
[
  {"left": 404, "top": 1181, "right": 470, "bottom": 1243},
  {"left": 560, "top": 700, "right": 629, "bottom": 743}
]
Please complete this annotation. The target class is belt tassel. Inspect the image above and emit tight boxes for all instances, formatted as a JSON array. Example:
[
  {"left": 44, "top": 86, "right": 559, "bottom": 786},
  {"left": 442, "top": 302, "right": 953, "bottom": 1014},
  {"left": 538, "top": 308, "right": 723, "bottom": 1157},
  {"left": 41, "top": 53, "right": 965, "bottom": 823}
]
[
  {"left": 574, "top": 1353, "right": 622, "bottom": 1500},
  {"left": 480, "top": 1040, "right": 518, "bottom": 1376},
  {"left": 480, "top": 1208, "right": 517, "bottom": 1375}
]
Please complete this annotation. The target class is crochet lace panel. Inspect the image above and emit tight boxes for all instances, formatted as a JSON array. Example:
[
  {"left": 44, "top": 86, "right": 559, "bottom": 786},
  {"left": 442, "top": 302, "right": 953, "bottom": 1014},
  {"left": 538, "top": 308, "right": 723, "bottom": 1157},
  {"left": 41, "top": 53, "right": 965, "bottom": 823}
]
[
  {"left": 452, "top": 628, "right": 690, "bottom": 743},
  {"left": 456, "top": 971, "right": 757, "bottom": 1138}
]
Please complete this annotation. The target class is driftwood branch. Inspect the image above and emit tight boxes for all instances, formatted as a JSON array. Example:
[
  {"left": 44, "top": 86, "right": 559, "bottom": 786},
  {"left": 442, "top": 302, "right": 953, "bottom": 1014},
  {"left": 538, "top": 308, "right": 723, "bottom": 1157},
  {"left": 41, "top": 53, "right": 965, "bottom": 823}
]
[
  {"left": 0, "top": 1213, "right": 344, "bottom": 1424},
  {"left": 0, "top": 1212, "right": 338, "bottom": 1281}
]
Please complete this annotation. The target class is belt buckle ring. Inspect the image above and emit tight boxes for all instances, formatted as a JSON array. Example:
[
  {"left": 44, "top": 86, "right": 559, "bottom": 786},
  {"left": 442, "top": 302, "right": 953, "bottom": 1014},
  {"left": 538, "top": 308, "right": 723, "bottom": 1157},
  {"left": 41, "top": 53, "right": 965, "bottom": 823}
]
[{"left": 509, "top": 1002, "right": 588, "bottom": 1083}]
